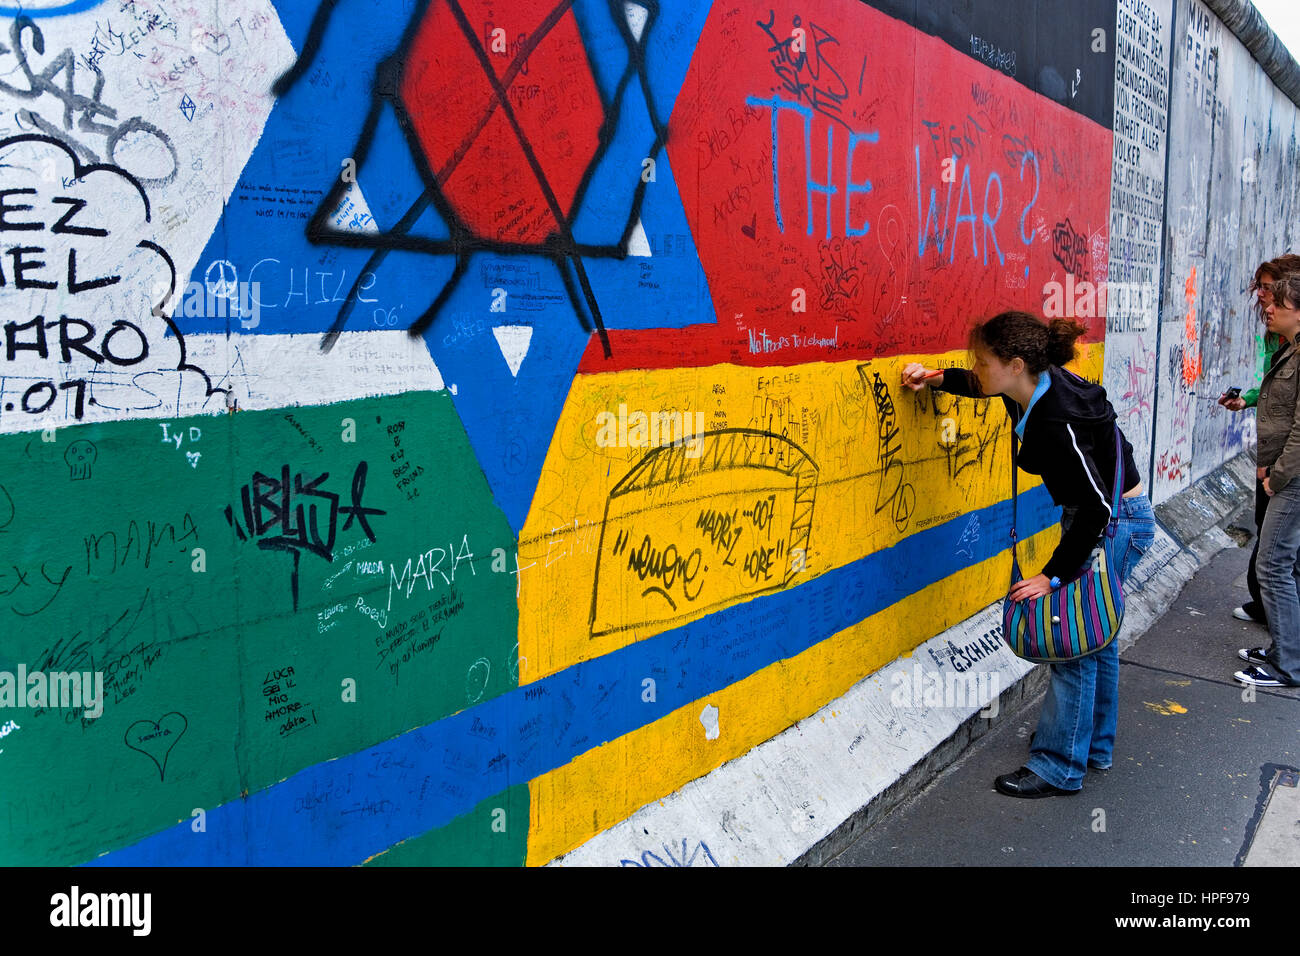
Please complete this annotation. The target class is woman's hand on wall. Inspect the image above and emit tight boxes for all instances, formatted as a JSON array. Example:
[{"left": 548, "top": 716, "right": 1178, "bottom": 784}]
[
  {"left": 902, "top": 363, "right": 937, "bottom": 391},
  {"left": 1009, "top": 573, "right": 1053, "bottom": 601}
]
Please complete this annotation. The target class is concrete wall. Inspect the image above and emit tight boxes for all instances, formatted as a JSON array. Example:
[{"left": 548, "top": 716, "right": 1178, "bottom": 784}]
[
  {"left": 0, "top": 0, "right": 1293, "bottom": 865},
  {"left": 1155, "top": 0, "right": 1300, "bottom": 498}
]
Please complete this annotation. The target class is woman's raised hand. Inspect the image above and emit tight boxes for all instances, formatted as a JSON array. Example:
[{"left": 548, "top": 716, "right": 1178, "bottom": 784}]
[{"left": 902, "top": 363, "right": 937, "bottom": 391}]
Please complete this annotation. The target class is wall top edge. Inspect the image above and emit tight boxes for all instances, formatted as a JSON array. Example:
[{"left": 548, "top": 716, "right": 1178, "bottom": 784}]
[{"left": 1204, "top": 0, "right": 1300, "bottom": 109}]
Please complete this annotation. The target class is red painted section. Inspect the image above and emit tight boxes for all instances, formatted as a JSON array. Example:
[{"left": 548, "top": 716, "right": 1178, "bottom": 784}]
[
  {"left": 581, "top": 0, "right": 1110, "bottom": 372},
  {"left": 399, "top": 0, "right": 604, "bottom": 244}
]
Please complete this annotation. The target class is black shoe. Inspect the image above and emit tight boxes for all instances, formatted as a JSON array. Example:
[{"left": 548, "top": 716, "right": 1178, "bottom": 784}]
[
  {"left": 994, "top": 767, "right": 1080, "bottom": 798},
  {"left": 1238, "top": 646, "right": 1270, "bottom": 666}
]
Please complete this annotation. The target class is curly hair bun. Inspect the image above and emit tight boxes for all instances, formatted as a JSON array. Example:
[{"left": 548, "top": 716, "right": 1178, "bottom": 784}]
[{"left": 970, "top": 311, "right": 1087, "bottom": 374}]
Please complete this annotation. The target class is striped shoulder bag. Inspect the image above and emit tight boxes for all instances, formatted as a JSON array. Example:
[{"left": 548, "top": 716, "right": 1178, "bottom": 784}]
[{"left": 1002, "top": 423, "right": 1125, "bottom": 663}]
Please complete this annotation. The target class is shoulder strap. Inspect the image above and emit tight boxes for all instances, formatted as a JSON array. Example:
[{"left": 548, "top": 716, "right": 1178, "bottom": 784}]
[
  {"left": 1011, "top": 422, "right": 1126, "bottom": 556},
  {"left": 1008, "top": 430, "right": 1020, "bottom": 566},
  {"left": 1264, "top": 342, "right": 1293, "bottom": 380},
  {"left": 1106, "top": 422, "right": 1124, "bottom": 532}
]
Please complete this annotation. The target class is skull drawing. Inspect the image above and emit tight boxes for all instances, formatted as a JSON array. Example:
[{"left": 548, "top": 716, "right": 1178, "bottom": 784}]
[{"left": 65, "top": 440, "right": 97, "bottom": 480}]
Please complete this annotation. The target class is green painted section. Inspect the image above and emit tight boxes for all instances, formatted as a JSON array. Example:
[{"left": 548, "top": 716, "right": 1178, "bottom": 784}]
[
  {"left": 0, "top": 392, "right": 518, "bottom": 865},
  {"left": 364, "top": 784, "right": 529, "bottom": 867}
]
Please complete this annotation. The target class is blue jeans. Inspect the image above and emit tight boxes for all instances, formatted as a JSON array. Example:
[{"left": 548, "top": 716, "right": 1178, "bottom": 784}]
[
  {"left": 1024, "top": 495, "right": 1157, "bottom": 790},
  {"left": 1256, "top": 477, "right": 1300, "bottom": 684}
]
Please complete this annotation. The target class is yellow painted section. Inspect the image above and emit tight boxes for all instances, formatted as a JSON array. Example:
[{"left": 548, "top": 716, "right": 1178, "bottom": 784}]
[
  {"left": 518, "top": 345, "right": 1104, "bottom": 683},
  {"left": 521, "top": 344, "right": 1103, "bottom": 864},
  {"left": 525, "top": 521, "right": 1063, "bottom": 865}
]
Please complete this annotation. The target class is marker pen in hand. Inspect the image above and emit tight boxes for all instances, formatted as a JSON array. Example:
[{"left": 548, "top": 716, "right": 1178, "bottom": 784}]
[{"left": 903, "top": 366, "right": 943, "bottom": 388}]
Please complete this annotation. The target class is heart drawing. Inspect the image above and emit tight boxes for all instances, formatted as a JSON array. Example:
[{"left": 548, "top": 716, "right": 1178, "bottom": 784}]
[
  {"left": 202, "top": 32, "right": 231, "bottom": 56},
  {"left": 124, "top": 712, "right": 188, "bottom": 781}
]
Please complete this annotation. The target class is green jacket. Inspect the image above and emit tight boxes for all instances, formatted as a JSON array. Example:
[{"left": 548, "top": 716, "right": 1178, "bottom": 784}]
[{"left": 1244, "top": 332, "right": 1285, "bottom": 407}]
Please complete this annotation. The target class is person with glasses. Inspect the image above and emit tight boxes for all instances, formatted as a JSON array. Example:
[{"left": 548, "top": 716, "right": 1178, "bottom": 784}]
[
  {"left": 1235, "top": 271, "right": 1300, "bottom": 686},
  {"left": 1219, "top": 254, "right": 1300, "bottom": 633}
]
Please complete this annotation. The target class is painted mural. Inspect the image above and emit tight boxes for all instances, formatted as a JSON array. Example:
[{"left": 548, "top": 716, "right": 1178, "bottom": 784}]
[{"left": 0, "top": 0, "right": 1290, "bottom": 865}]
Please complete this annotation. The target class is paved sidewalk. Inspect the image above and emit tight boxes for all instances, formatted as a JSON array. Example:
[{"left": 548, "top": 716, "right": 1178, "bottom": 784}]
[{"left": 828, "top": 541, "right": 1300, "bottom": 866}]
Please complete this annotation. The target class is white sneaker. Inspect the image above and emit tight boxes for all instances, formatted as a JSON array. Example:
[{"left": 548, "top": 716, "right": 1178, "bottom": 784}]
[{"left": 1232, "top": 606, "right": 1263, "bottom": 623}]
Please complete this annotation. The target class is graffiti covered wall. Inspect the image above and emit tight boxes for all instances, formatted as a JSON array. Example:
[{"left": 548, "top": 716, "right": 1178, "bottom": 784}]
[
  {"left": 0, "top": 0, "right": 1292, "bottom": 865},
  {"left": 1152, "top": 0, "right": 1300, "bottom": 499}
]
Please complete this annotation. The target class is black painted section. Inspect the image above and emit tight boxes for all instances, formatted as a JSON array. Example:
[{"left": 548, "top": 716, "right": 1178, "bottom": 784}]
[{"left": 861, "top": 0, "right": 1117, "bottom": 128}]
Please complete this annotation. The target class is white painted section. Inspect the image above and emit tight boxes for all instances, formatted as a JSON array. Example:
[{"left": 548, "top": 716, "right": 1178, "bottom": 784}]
[
  {"left": 328, "top": 180, "right": 380, "bottom": 234},
  {"left": 624, "top": 2, "right": 650, "bottom": 44},
  {"left": 627, "top": 218, "right": 653, "bottom": 257},
  {"left": 551, "top": 526, "right": 1188, "bottom": 866},
  {"left": 0, "top": 0, "right": 295, "bottom": 308},
  {"left": 492, "top": 325, "right": 534, "bottom": 378},
  {"left": 699, "top": 704, "right": 720, "bottom": 741},
  {"left": 0, "top": 1, "right": 297, "bottom": 433},
  {"left": 0, "top": 331, "right": 444, "bottom": 434},
  {"left": 192, "top": 330, "right": 445, "bottom": 409},
  {"left": 1102, "top": 0, "right": 1172, "bottom": 496}
]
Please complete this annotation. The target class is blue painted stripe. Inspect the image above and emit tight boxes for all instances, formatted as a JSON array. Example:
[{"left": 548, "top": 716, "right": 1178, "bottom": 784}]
[
  {"left": 88, "top": 486, "right": 1060, "bottom": 865},
  {"left": 0, "top": 0, "right": 107, "bottom": 15}
]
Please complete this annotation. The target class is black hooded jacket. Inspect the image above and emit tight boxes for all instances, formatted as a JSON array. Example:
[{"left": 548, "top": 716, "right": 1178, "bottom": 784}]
[{"left": 936, "top": 364, "right": 1141, "bottom": 582}]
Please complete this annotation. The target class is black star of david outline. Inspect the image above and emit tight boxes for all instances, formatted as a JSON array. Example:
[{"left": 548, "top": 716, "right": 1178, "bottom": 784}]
[{"left": 272, "top": 0, "right": 669, "bottom": 360}]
